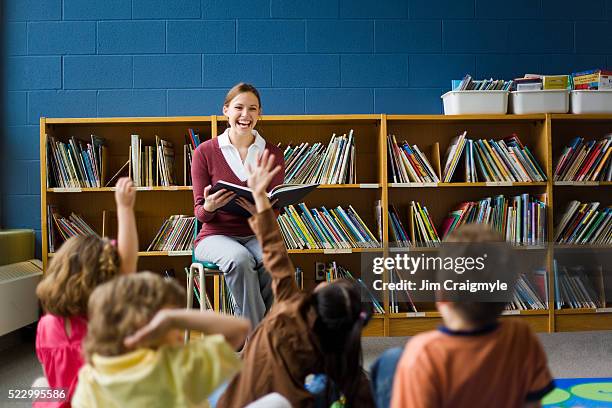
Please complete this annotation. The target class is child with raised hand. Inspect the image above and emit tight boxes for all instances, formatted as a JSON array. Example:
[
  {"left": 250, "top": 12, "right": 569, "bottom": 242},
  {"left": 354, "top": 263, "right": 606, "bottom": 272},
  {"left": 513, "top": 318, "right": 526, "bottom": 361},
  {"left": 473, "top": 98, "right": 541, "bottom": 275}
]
[
  {"left": 35, "top": 177, "right": 138, "bottom": 407},
  {"left": 383, "top": 224, "right": 554, "bottom": 408},
  {"left": 71, "top": 272, "right": 250, "bottom": 407},
  {"left": 217, "top": 150, "right": 376, "bottom": 408}
]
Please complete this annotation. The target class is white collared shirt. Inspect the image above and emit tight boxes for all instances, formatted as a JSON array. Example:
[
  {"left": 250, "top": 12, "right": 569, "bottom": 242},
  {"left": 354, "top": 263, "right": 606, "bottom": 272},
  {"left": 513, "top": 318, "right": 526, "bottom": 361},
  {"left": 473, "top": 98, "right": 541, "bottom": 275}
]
[{"left": 217, "top": 128, "right": 266, "bottom": 181}]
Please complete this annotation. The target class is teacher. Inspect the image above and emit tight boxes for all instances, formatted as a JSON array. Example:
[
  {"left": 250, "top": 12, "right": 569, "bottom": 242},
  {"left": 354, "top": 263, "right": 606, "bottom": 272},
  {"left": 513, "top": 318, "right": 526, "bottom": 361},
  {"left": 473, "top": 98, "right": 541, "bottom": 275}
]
[{"left": 192, "top": 83, "right": 285, "bottom": 328}]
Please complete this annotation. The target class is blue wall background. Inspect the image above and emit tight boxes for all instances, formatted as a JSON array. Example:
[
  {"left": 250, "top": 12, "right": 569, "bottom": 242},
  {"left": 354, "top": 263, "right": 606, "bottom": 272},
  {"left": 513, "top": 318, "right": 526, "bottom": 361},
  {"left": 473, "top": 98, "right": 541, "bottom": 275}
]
[{"left": 2, "top": 0, "right": 612, "bottom": 255}]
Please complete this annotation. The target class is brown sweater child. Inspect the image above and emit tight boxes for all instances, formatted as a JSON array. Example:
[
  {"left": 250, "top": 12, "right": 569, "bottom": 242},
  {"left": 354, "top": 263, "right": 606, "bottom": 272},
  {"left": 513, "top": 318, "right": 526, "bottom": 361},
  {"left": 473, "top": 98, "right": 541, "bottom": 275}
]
[{"left": 217, "top": 150, "right": 375, "bottom": 408}]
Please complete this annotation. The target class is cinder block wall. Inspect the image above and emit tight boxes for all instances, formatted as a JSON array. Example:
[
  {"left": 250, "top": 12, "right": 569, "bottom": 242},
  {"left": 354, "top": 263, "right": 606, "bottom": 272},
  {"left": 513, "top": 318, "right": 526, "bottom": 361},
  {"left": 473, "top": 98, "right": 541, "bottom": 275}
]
[{"left": 3, "top": 0, "right": 612, "bottom": 254}]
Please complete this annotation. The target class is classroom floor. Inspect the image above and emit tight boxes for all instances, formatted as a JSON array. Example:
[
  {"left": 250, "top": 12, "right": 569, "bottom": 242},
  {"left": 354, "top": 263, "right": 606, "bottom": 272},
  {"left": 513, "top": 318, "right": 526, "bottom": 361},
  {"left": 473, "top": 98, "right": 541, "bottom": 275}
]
[{"left": 1, "top": 328, "right": 611, "bottom": 407}]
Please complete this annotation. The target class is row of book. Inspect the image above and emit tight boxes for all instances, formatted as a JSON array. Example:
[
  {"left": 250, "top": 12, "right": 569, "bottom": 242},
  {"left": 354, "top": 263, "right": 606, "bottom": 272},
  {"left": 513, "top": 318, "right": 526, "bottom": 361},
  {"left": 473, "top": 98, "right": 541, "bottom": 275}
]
[
  {"left": 47, "top": 136, "right": 106, "bottom": 188},
  {"left": 554, "top": 135, "right": 611, "bottom": 182},
  {"left": 387, "top": 135, "right": 440, "bottom": 183},
  {"left": 322, "top": 261, "right": 384, "bottom": 314},
  {"left": 456, "top": 70, "right": 612, "bottom": 91},
  {"left": 554, "top": 201, "right": 611, "bottom": 245},
  {"left": 278, "top": 203, "right": 380, "bottom": 250},
  {"left": 281, "top": 131, "right": 355, "bottom": 184},
  {"left": 443, "top": 132, "right": 546, "bottom": 183},
  {"left": 183, "top": 129, "right": 203, "bottom": 186},
  {"left": 441, "top": 194, "right": 547, "bottom": 245},
  {"left": 554, "top": 262, "right": 606, "bottom": 309},
  {"left": 147, "top": 215, "right": 195, "bottom": 252},
  {"left": 47, "top": 206, "right": 97, "bottom": 252},
  {"left": 507, "top": 272, "right": 548, "bottom": 311},
  {"left": 572, "top": 69, "right": 612, "bottom": 90},
  {"left": 453, "top": 75, "right": 513, "bottom": 91},
  {"left": 130, "top": 135, "right": 177, "bottom": 187},
  {"left": 389, "top": 194, "right": 547, "bottom": 247}
]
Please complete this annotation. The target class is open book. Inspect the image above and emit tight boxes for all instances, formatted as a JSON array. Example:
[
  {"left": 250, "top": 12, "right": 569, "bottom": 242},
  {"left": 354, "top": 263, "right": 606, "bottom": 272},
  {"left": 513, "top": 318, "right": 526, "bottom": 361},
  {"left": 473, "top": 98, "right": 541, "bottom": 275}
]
[{"left": 210, "top": 181, "right": 319, "bottom": 217}]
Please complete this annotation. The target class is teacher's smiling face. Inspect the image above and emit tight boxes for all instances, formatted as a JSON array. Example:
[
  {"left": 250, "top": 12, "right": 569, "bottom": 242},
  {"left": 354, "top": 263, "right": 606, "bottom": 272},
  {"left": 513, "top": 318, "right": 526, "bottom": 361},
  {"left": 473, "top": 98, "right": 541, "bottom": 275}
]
[{"left": 223, "top": 91, "right": 261, "bottom": 139}]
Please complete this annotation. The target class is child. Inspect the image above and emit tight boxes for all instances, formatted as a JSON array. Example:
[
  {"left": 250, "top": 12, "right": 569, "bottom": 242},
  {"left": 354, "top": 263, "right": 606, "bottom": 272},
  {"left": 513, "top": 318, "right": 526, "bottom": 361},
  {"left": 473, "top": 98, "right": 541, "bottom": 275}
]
[
  {"left": 35, "top": 177, "right": 138, "bottom": 407},
  {"left": 71, "top": 271, "right": 250, "bottom": 407},
  {"left": 386, "top": 224, "right": 554, "bottom": 408},
  {"left": 217, "top": 150, "right": 375, "bottom": 408}
]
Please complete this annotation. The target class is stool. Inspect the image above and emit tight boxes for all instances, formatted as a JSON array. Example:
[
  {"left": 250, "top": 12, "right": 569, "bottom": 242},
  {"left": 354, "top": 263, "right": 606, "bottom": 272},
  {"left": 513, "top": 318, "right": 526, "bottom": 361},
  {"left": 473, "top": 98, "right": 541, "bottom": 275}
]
[{"left": 184, "top": 260, "right": 225, "bottom": 342}]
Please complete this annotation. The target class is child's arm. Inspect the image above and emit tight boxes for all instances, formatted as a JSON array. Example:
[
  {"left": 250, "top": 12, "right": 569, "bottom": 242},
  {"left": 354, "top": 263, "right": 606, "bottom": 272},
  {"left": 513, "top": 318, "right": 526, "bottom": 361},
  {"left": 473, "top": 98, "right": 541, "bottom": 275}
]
[
  {"left": 247, "top": 150, "right": 299, "bottom": 301},
  {"left": 123, "top": 309, "right": 250, "bottom": 350},
  {"left": 115, "top": 177, "right": 138, "bottom": 274}
]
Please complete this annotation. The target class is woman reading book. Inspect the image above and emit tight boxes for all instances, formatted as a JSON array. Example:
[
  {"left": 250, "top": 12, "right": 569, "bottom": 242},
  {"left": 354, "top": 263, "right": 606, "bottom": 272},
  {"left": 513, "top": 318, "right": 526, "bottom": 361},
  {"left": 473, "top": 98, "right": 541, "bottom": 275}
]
[{"left": 192, "top": 83, "right": 285, "bottom": 328}]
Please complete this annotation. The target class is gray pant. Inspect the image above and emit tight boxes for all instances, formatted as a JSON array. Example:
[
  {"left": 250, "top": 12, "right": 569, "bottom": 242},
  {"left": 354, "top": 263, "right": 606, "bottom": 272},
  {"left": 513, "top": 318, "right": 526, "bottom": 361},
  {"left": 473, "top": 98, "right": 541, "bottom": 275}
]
[{"left": 194, "top": 234, "right": 273, "bottom": 328}]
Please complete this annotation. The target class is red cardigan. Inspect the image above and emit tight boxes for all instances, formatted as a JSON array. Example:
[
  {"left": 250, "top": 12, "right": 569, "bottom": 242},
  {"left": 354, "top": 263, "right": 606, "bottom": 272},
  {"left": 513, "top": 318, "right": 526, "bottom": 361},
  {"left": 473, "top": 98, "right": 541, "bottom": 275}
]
[{"left": 192, "top": 137, "right": 285, "bottom": 247}]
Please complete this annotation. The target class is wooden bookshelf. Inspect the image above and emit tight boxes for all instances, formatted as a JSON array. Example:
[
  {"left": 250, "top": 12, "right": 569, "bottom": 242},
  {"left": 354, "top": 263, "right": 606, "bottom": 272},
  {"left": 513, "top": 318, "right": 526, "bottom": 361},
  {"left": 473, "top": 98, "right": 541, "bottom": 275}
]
[{"left": 41, "top": 114, "right": 611, "bottom": 336}]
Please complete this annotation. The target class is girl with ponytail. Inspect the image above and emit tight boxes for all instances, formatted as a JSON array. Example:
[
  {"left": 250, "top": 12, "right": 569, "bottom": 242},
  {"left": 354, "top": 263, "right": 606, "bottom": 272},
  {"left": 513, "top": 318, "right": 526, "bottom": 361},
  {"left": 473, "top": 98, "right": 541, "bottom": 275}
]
[
  {"left": 217, "top": 151, "right": 375, "bottom": 408},
  {"left": 35, "top": 177, "right": 138, "bottom": 407}
]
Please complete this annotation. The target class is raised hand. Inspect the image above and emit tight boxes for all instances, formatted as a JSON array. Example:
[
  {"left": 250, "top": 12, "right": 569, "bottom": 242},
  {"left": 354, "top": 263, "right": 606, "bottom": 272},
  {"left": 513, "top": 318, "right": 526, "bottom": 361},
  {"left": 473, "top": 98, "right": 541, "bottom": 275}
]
[
  {"left": 246, "top": 149, "right": 282, "bottom": 195},
  {"left": 203, "top": 185, "right": 236, "bottom": 212},
  {"left": 115, "top": 177, "right": 136, "bottom": 208}
]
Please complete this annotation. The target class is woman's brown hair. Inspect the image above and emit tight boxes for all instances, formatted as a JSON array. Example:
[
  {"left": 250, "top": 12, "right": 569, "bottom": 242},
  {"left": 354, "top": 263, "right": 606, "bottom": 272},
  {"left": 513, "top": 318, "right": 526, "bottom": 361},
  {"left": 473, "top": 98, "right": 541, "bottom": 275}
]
[
  {"left": 223, "top": 82, "right": 262, "bottom": 109},
  {"left": 36, "top": 235, "right": 120, "bottom": 317},
  {"left": 84, "top": 272, "right": 185, "bottom": 361}
]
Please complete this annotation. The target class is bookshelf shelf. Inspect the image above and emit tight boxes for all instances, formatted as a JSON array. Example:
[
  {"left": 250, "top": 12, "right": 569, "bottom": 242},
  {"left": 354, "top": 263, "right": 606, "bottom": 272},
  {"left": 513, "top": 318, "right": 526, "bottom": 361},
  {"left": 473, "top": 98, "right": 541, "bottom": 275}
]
[
  {"left": 47, "top": 185, "right": 381, "bottom": 193},
  {"left": 41, "top": 114, "right": 610, "bottom": 336},
  {"left": 389, "top": 182, "right": 547, "bottom": 188},
  {"left": 555, "top": 308, "right": 612, "bottom": 315}
]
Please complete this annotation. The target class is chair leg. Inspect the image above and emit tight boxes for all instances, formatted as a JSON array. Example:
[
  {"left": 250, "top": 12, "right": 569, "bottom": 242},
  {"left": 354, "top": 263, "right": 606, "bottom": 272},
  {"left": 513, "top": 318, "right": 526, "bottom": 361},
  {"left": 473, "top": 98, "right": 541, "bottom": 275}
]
[
  {"left": 185, "top": 263, "right": 203, "bottom": 343},
  {"left": 199, "top": 267, "right": 205, "bottom": 311}
]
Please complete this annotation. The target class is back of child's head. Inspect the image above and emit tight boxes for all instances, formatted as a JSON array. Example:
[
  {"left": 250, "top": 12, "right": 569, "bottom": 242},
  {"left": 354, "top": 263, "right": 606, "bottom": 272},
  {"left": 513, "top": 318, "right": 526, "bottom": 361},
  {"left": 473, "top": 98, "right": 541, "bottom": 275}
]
[
  {"left": 439, "top": 223, "right": 515, "bottom": 326},
  {"left": 310, "top": 279, "right": 371, "bottom": 407},
  {"left": 83, "top": 271, "right": 185, "bottom": 361},
  {"left": 37, "top": 235, "right": 120, "bottom": 317}
]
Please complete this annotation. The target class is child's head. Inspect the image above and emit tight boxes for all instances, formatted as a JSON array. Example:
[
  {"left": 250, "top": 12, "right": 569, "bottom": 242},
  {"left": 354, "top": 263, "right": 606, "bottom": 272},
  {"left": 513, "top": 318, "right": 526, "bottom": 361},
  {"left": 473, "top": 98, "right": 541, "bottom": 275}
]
[
  {"left": 37, "top": 235, "right": 121, "bottom": 317},
  {"left": 222, "top": 83, "right": 262, "bottom": 137},
  {"left": 437, "top": 223, "right": 513, "bottom": 327},
  {"left": 84, "top": 272, "right": 185, "bottom": 361},
  {"left": 310, "top": 279, "right": 371, "bottom": 407}
]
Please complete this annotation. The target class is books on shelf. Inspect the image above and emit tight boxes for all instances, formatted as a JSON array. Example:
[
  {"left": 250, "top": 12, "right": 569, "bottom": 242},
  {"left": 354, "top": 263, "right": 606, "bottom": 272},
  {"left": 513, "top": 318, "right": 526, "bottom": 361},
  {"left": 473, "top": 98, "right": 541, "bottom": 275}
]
[
  {"left": 452, "top": 74, "right": 513, "bottom": 91},
  {"left": 321, "top": 261, "right": 384, "bottom": 314},
  {"left": 387, "top": 135, "right": 440, "bottom": 183},
  {"left": 146, "top": 215, "right": 195, "bottom": 252},
  {"left": 389, "top": 205, "right": 411, "bottom": 247},
  {"left": 572, "top": 69, "right": 612, "bottom": 90},
  {"left": 440, "top": 194, "right": 547, "bottom": 245},
  {"left": 389, "top": 268, "right": 417, "bottom": 313},
  {"left": 554, "top": 201, "right": 611, "bottom": 245},
  {"left": 281, "top": 130, "right": 355, "bottom": 184},
  {"left": 443, "top": 132, "right": 546, "bottom": 183},
  {"left": 506, "top": 271, "right": 548, "bottom": 311},
  {"left": 210, "top": 181, "right": 319, "bottom": 217},
  {"left": 554, "top": 135, "right": 611, "bottom": 182},
  {"left": 47, "top": 205, "right": 98, "bottom": 251},
  {"left": 47, "top": 135, "right": 106, "bottom": 188},
  {"left": 554, "top": 261, "right": 606, "bottom": 309},
  {"left": 409, "top": 201, "right": 440, "bottom": 247},
  {"left": 129, "top": 135, "right": 176, "bottom": 187},
  {"left": 183, "top": 128, "right": 202, "bottom": 186},
  {"left": 277, "top": 203, "right": 380, "bottom": 250}
]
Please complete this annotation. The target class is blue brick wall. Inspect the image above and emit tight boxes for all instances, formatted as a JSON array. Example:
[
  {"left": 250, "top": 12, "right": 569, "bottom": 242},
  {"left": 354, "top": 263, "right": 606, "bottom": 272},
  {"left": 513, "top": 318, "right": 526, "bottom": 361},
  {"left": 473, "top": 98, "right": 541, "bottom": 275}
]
[{"left": 3, "top": 0, "right": 612, "bottom": 255}]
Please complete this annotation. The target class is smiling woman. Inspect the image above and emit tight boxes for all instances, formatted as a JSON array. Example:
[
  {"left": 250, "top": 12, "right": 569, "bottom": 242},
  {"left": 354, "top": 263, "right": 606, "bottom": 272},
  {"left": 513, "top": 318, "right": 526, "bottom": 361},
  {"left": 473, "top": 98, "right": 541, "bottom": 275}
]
[{"left": 191, "top": 83, "right": 285, "bottom": 328}]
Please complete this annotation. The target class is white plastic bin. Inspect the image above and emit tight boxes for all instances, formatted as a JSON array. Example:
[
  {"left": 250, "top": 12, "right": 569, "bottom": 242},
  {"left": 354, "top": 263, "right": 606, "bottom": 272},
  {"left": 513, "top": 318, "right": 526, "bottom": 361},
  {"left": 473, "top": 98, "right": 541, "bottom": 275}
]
[
  {"left": 441, "top": 90, "right": 508, "bottom": 115},
  {"left": 509, "top": 90, "right": 569, "bottom": 114},
  {"left": 570, "top": 90, "right": 612, "bottom": 114}
]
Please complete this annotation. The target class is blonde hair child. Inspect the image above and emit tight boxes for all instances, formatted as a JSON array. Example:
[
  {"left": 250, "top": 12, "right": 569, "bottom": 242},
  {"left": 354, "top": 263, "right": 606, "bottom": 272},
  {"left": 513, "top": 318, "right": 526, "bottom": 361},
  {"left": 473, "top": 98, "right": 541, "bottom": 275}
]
[{"left": 72, "top": 272, "right": 250, "bottom": 407}]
